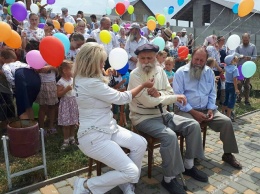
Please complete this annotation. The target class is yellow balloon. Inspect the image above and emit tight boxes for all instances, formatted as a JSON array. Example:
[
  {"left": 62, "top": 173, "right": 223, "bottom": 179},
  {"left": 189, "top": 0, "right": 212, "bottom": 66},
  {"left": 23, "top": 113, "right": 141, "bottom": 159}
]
[
  {"left": 147, "top": 20, "right": 156, "bottom": 31},
  {"left": 4, "top": 30, "right": 22, "bottom": 49},
  {"left": 99, "top": 30, "right": 112, "bottom": 44},
  {"left": 238, "top": 0, "right": 254, "bottom": 17},
  {"left": 52, "top": 20, "right": 60, "bottom": 30},
  {"left": 0, "top": 22, "right": 12, "bottom": 42},
  {"left": 128, "top": 5, "right": 134, "bottom": 14},
  {"left": 157, "top": 14, "right": 166, "bottom": 25},
  {"left": 155, "top": 13, "right": 160, "bottom": 20},
  {"left": 64, "top": 22, "right": 74, "bottom": 34},
  {"left": 172, "top": 32, "right": 176, "bottom": 39},
  {"left": 112, "top": 24, "right": 120, "bottom": 32}
]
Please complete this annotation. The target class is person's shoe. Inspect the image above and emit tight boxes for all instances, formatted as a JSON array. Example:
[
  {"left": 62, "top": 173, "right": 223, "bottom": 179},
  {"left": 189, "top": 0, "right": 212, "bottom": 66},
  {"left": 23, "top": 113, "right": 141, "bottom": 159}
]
[
  {"left": 236, "top": 98, "right": 241, "bottom": 103},
  {"left": 245, "top": 101, "right": 251, "bottom": 106},
  {"left": 222, "top": 153, "right": 242, "bottom": 169},
  {"left": 183, "top": 166, "right": 208, "bottom": 182},
  {"left": 161, "top": 178, "right": 186, "bottom": 194},
  {"left": 73, "top": 177, "right": 90, "bottom": 194},
  {"left": 119, "top": 183, "right": 135, "bottom": 194}
]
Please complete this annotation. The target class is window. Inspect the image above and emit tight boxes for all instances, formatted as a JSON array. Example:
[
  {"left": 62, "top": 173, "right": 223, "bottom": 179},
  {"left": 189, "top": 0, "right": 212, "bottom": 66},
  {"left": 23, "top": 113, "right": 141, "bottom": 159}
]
[
  {"left": 203, "top": 4, "right": 211, "bottom": 26},
  {"left": 131, "top": 13, "right": 136, "bottom": 21},
  {"left": 143, "top": 14, "right": 148, "bottom": 22}
]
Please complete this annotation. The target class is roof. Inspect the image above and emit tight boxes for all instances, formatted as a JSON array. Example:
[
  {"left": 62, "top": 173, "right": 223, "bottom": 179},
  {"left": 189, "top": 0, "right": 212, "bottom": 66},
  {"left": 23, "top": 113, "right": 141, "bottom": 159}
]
[{"left": 121, "top": 0, "right": 154, "bottom": 17}]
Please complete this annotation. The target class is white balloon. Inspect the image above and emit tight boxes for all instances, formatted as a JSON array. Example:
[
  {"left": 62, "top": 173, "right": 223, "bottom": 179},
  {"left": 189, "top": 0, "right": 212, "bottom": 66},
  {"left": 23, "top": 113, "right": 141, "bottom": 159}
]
[
  {"left": 30, "top": 4, "right": 39, "bottom": 14},
  {"left": 226, "top": 34, "right": 241, "bottom": 50},
  {"left": 108, "top": 0, "right": 116, "bottom": 9},
  {"left": 109, "top": 48, "right": 128, "bottom": 70}
]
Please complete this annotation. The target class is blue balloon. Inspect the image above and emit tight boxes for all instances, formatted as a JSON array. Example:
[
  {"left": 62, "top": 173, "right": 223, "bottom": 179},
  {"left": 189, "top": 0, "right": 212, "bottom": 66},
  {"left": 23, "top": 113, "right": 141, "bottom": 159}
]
[
  {"left": 168, "top": 6, "right": 174, "bottom": 15},
  {"left": 122, "top": 71, "right": 130, "bottom": 85},
  {"left": 117, "top": 63, "right": 129, "bottom": 75},
  {"left": 241, "top": 61, "right": 257, "bottom": 78},
  {"left": 152, "top": 37, "right": 165, "bottom": 51},
  {"left": 53, "top": 33, "right": 70, "bottom": 55},
  {"left": 6, "top": 0, "right": 15, "bottom": 5},
  {"left": 177, "top": 0, "right": 184, "bottom": 6},
  {"left": 232, "top": 3, "right": 239, "bottom": 14}
]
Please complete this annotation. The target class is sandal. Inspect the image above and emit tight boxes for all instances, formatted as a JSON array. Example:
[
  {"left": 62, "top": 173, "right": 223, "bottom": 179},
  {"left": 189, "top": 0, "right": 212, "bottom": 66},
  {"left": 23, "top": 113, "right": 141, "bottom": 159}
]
[
  {"left": 48, "top": 128, "right": 57, "bottom": 135},
  {"left": 222, "top": 153, "right": 242, "bottom": 169},
  {"left": 61, "top": 141, "right": 69, "bottom": 150},
  {"left": 70, "top": 138, "right": 77, "bottom": 145}
]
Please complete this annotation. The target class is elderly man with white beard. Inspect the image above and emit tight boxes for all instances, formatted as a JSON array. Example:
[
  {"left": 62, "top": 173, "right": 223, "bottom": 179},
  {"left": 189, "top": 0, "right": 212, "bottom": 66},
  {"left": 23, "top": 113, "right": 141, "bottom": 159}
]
[
  {"left": 128, "top": 44, "right": 208, "bottom": 194},
  {"left": 125, "top": 23, "right": 149, "bottom": 72},
  {"left": 173, "top": 47, "right": 242, "bottom": 170}
]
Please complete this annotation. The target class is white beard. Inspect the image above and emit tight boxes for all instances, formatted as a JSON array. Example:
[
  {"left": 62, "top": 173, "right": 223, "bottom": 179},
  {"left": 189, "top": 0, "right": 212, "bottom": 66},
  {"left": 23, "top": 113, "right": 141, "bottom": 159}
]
[
  {"left": 189, "top": 63, "right": 204, "bottom": 80},
  {"left": 137, "top": 61, "right": 157, "bottom": 81}
]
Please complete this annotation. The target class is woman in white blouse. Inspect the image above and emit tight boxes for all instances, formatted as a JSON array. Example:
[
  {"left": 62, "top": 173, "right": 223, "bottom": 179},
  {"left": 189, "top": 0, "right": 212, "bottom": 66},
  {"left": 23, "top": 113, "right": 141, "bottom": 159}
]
[{"left": 73, "top": 42, "right": 154, "bottom": 194}]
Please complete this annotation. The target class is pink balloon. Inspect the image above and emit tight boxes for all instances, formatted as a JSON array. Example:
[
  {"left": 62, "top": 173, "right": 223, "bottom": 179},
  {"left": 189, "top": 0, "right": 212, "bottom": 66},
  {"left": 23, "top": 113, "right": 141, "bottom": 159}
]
[
  {"left": 26, "top": 50, "right": 46, "bottom": 69},
  {"left": 123, "top": 0, "right": 130, "bottom": 8}
]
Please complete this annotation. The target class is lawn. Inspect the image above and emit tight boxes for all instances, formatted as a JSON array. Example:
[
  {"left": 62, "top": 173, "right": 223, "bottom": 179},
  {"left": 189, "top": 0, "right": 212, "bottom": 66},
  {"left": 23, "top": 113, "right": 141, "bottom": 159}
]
[{"left": 0, "top": 61, "right": 260, "bottom": 194}]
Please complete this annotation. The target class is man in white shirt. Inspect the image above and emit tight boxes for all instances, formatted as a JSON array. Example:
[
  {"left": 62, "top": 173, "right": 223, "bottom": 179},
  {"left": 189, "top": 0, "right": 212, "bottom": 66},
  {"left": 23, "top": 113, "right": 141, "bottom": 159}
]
[
  {"left": 61, "top": 7, "right": 75, "bottom": 24},
  {"left": 179, "top": 28, "right": 188, "bottom": 46},
  {"left": 90, "top": 17, "right": 119, "bottom": 70},
  {"left": 125, "top": 23, "right": 149, "bottom": 71}
]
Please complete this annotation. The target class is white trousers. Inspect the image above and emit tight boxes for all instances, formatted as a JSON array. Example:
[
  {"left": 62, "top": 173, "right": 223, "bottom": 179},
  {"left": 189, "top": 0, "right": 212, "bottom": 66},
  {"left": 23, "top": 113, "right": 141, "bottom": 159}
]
[{"left": 78, "top": 126, "right": 147, "bottom": 194}]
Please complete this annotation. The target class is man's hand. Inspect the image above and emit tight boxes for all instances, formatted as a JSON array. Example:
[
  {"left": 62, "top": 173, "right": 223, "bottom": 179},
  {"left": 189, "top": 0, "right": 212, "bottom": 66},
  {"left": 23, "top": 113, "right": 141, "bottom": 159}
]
[
  {"left": 189, "top": 109, "right": 208, "bottom": 123},
  {"left": 147, "top": 87, "right": 160, "bottom": 98},
  {"left": 206, "top": 109, "right": 214, "bottom": 121},
  {"left": 176, "top": 94, "right": 187, "bottom": 106}
]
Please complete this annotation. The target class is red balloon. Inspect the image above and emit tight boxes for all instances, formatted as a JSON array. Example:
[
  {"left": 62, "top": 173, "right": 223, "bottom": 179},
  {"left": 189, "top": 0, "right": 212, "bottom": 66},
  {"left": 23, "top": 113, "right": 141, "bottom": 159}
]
[
  {"left": 178, "top": 46, "right": 189, "bottom": 59},
  {"left": 115, "top": 2, "right": 126, "bottom": 15},
  {"left": 39, "top": 37, "right": 65, "bottom": 67}
]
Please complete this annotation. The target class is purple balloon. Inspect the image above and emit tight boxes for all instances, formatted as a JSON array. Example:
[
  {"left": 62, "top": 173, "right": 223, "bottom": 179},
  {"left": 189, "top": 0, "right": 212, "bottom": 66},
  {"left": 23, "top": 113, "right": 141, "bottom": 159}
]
[
  {"left": 11, "top": 2, "right": 27, "bottom": 21},
  {"left": 38, "top": 23, "right": 45, "bottom": 29},
  {"left": 237, "top": 65, "right": 244, "bottom": 81},
  {"left": 47, "top": 0, "right": 56, "bottom": 5}
]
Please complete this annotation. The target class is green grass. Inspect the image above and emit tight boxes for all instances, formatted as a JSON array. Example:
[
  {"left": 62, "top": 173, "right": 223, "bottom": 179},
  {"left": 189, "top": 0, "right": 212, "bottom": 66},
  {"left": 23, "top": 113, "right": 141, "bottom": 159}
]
[{"left": 1, "top": 60, "right": 260, "bottom": 194}]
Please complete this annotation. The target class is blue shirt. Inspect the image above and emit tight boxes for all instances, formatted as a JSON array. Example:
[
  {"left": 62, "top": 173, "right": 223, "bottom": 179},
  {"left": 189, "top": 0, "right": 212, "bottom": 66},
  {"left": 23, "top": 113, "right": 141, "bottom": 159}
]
[
  {"left": 224, "top": 64, "right": 239, "bottom": 83},
  {"left": 164, "top": 70, "right": 175, "bottom": 79},
  {"left": 173, "top": 64, "right": 217, "bottom": 112}
]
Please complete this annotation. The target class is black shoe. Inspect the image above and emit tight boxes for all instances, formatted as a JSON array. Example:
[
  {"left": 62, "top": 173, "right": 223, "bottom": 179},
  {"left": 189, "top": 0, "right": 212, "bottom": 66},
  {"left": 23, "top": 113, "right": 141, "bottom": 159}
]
[
  {"left": 161, "top": 178, "right": 186, "bottom": 194},
  {"left": 245, "top": 101, "right": 251, "bottom": 106},
  {"left": 236, "top": 98, "right": 241, "bottom": 103},
  {"left": 183, "top": 166, "right": 208, "bottom": 182}
]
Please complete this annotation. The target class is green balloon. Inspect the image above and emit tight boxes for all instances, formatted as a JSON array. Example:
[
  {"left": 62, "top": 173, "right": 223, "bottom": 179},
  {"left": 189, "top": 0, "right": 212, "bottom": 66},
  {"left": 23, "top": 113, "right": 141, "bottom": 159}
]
[
  {"left": 7, "top": 5, "right": 12, "bottom": 15},
  {"left": 32, "top": 103, "right": 39, "bottom": 119},
  {"left": 147, "top": 16, "right": 156, "bottom": 22}
]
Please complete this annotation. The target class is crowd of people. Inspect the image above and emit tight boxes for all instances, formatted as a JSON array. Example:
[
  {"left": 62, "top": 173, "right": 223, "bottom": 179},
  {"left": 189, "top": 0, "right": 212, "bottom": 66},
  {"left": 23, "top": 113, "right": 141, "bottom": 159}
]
[{"left": 0, "top": 1, "right": 258, "bottom": 194}]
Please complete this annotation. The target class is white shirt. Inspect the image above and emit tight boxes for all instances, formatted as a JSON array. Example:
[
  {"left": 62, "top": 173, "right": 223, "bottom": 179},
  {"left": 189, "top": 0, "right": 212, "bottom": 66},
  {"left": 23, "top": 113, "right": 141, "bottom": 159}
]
[
  {"left": 180, "top": 35, "right": 188, "bottom": 46},
  {"left": 39, "top": 69, "right": 56, "bottom": 83},
  {"left": 63, "top": 15, "right": 76, "bottom": 24},
  {"left": 22, "top": 27, "right": 45, "bottom": 41},
  {"left": 124, "top": 36, "right": 149, "bottom": 70},
  {"left": 75, "top": 76, "right": 132, "bottom": 137},
  {"left": 90, "top": 28, "right": 119, "bottom": 55},
  {"left": 57, "top": 77, "right": 75, "bottom": 97}
]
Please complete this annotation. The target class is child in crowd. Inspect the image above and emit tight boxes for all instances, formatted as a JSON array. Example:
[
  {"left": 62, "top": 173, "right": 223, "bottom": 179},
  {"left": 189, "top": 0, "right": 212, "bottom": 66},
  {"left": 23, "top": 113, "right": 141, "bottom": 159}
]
[
  {"left": 57, "top": 60, "right": 79, "bottom": 150},
  {"left": 222, "top": 53, "right": 239, "bottom": 121},
  {"left": 164, "top": 57, "right": 175, "bottom": 87},
  {"left": 66, "top": 33, "right": 85, "bottom": 62},
  {"left": 36, "top": 64, "right": 59, "bottom": 135},
  {"left": 156, "top": 50, "right": 167, "bottom": 68}
]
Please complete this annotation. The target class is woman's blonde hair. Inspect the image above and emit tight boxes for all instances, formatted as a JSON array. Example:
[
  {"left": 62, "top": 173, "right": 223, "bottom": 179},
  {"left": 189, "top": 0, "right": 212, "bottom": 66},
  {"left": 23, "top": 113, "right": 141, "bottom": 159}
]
[{"left": 73, "top": 42, "right": 108, "bottom": 82}]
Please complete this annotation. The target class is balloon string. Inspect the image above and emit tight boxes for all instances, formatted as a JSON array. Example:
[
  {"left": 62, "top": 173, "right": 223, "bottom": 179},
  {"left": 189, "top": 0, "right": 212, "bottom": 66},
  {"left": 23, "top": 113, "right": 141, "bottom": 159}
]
[{"left": 219, "top": 17, "right": 239, "bottom": 33}]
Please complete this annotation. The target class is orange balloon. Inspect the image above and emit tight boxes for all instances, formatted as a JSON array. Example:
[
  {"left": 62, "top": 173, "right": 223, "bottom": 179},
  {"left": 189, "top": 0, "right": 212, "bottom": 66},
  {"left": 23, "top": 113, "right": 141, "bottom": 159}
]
[
  {"left": 147, "top": 20, "right": 156, "bottom": 31},
  {"left": 4, "top": 30, "right": 22, "bottom": 49},
  {"left": 0, "top": 22, "right": 12, "bottom": 42},
  {"left": 52, "top": 20, "right": 60, "bottom": 30},
  {"left": 238, "top": 0, "right": 254, "bottom": 17},
  {"left": 155, "top": 13, "right": 160, "bottom": 20},
  {"left": 64, "top": 22, "right": 74, "bottom": 34}
]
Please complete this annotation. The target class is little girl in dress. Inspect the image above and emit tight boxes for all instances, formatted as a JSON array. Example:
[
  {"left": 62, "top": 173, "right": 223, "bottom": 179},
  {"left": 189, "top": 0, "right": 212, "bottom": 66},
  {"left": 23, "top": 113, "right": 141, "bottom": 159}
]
[{"left": 57, "top": 60, "right": 79, "bottom": 150}]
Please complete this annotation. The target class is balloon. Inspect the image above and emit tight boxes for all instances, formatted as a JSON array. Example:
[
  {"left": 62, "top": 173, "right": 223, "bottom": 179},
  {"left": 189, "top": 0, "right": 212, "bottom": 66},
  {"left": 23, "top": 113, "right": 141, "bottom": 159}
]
[
  {"left": 11, "top": 2, "right": 27, "bottom": 21},
  {"left": 172, "top": 32, "right": 176, "bottom": 39},
  {"left": 106, "top": 7, "right": 112, "bottom": 15},
  {"left": 53, "top": 33, "right": 70, "bottom": 55},
  {"left": 0, "top": 22, "right": 12, "bottom": 42},
  {"left": 38, "top": 23, "right": 45, "bottom": 29},
  {"left": 155, "top": 13, "right": 160, "bottom": 20},
  {"left": 157, "top": 14, "right": 166, "bottom": 25},
  {"left": 112, "top": 24, "right": 120, "bottom": 33},
  {"left": 238, "top": 0, "right": 254, "bottom": 17},
  {"left": 123, "top": 0, "right": 130, "bottom": 9},
  {"left": 32, "top": 103, "right": 39, "bottom": 119},
  {"left": 52, "top": 20, "right": 60, "bottom": 29},
  {"left": 7, "top": 5, "right": 12, "bottom": 15},
  {"left": 152, "top": 37, "right": 165, "bottom": 51},
  {"left": 242, "top": 61, "right": 257, "bottom": 78},
  {"left": 178, "top": 46, "right": 189, "bottom": 59},
  {"left": 26, "top": 50, "right": 46, "bottom": 69},
  {"left": 99, "top": 30, "right": 112, "bottom": 44},
  {"left": 30, "top": 3, "right": 39, "bottom": 14},
  {"left": 127, "top": 5, "right": 134, "bottom": 14},
  {"left": 147, "top": 16, "right": 156, "bottom": 22},
  {"left": 109, "top": 48, "right": 128, "bottom": 70},
  {"left": 226, "top": 34, "right": 240, "bottom": 50},
  {"left": 6, "top": 0, "right": 15, "bottom": 4},
  {"left": 108, "top": 0, "right": 116, "bottom": 9},
  {"left": 39, "top": 36, "right": 65, "bottom": 67},
  {"left": 177, "top": 0, "right": 184, "bottom": 6},
  {"left": 16, "top": 1, "right": 26, "bottom": 7},
  {"left": 187, "top": 54, "right": 191, "bottom": 60},
  {"left": 237, "top": 65, "right": 244, "bottom": 80},
  {"left": 147, "top": 20, "right": 156, "bottom": 31},
  {"left": 163, "top": 7, "right": 168, "bottom": 15},
  {"left": 115, "top": 2, "right": 126, "bottom": 15},
  {"left": 168, "top": 6, "right": 174, "bottom": 15},
  {"left": 4, "top": 30, "right": 21, "bottom": 49},
  {"left": 232, "top": 3, "right": 239, "bottom": 14},
  {"left": 122, "top": 72, "right": 130, "bottom": 84},
  {"left": 117, "top": 63, "right": 129, "bottom": 75},
  {"left": 64, "top": 22, "right": 74, "bottom": 34},
  {"left": 47, "top": 0, "right": 56, "bottom": 5}
]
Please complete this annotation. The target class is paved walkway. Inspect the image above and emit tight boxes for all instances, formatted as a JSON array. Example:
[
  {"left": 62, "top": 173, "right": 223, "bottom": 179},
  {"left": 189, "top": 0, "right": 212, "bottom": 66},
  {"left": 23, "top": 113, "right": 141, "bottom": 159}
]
[{"left": 28, "top": 111, "right": 260, "bottom": 194}]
